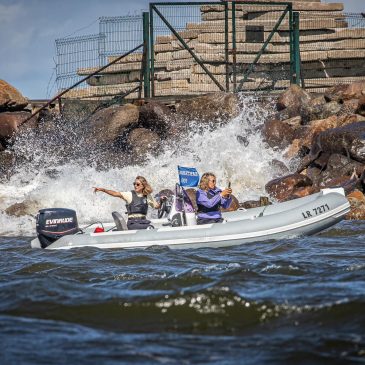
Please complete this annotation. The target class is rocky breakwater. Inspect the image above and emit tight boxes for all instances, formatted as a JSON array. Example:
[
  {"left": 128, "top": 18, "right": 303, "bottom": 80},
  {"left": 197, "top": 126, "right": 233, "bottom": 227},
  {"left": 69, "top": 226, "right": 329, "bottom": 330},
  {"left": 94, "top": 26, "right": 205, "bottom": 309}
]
[
  {"left": 3, "top": 78, "right": 365, "bottom": 221},
  {"left": 263, "top": 81, "right": 365, "bottom": 219},
  {"left": 71, "top": 92, "right": 241, "bottom": 166},
  {"left": 0, "top": 86, "right": 244, "bottom": 217},
  {"left": 0, "top": 80, "right": 36, "bottom": 177}
]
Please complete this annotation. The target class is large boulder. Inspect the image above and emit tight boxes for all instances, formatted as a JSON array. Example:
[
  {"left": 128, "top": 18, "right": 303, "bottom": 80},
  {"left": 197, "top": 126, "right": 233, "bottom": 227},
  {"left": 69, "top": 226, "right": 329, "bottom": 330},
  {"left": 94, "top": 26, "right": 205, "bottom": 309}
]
[
  {"left": 276, "top": 84, "right": 312, "bottom": 114},
  {"left": 5, "top": 200, "right": 41, "bottom": 217},
  {"left": 325, "top": 153, "right": 365, "bottom": 178},
  {"left": 0, "top": 80, "right": 28, "bottom": 112},
  {"left": 320, "top": 174, "right": 363, "bottom": 195},
  {"left": 346, "top": 190, "right": 365, "bottom": 220},
  {"left": 262, "top": 119, "right": 295, "bottom": 149},
  {"left": 324, "top": 81, "right": 365, "bottom": 102},
  {"left": 0, "top": 151, "right": 15, "bottom": 179},
  {"left": 357, "top": 96, "right": 365, "bottom": 116},
  {"left": 300, "top": 154, "right": 364, "bottom": 190},
  {"left": 312, "top": 122, "right": 365, "bottom": 164},
  {"left": 295, "top": 115, "right": 360, "bottom": 173},
  {"left": 342, "top": 98, "right": 361, "bottom": 115},
  {"left": 270, "top": 159, "right": 290, "bottom": 178},
  {"left": 287, "top": 185, "right": 319, "bottom": 200},
  {"left": 127, "top": 128, "right": 161, "bottom": 157},
  {"left": 0, "top": 111, "right": 36, "bottom": 139},
  {"left": 265, "top": 173, "right": 313, "bottom": 201},
  {"left": 240, "top": 196, "right": 271, "bottom": 209},
  {"left": 301, "top": 98, "right": 342, "bottom": 124},
  {"left": 304, "top": 114, "right": 357, "bottom": 149},
  {"left": 87, "top": 103, "right": 139, "bottom": 144},
  {"left": 138, "top": 101, "right": 172, "bottom": 137},
  {"left": 300, "top": 95, "right": 327, "bottom": 123},
  {"left": 176, "top": 92, "right": 239, "bottom": 126},
  {"left": 306, "top": 166, "right": 323, "bottom": 186}
]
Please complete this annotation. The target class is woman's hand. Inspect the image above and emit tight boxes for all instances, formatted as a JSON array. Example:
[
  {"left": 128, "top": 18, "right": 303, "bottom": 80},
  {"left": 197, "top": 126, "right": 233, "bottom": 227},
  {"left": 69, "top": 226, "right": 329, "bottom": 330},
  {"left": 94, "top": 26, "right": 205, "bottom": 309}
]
[
  {"left": 220, "top": 188, "right": 232, "bottom": 198},
  {"left": 93, "top": 187, "right": 122, "bottom": 198}
]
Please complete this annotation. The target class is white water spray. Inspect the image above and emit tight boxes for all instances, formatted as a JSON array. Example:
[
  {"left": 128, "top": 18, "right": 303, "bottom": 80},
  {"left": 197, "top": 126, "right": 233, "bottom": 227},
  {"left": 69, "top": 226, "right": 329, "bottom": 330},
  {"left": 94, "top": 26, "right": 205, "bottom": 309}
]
[{"left": 0, "top": 95, "right": 288, "bottom": 235}]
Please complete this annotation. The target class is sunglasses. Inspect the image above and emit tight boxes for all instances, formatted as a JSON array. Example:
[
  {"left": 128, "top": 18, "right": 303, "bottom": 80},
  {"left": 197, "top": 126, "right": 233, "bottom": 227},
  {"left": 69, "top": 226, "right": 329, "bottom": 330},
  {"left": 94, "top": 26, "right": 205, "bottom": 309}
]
[{"left": 133, "top": 182, "right": 141, "bottom": 187}]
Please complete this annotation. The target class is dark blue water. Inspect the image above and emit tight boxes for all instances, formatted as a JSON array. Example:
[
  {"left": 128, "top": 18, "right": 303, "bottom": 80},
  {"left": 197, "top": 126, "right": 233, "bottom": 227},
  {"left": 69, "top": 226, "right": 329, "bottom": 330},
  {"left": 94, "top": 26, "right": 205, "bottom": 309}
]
[{"left": 1, "top": 221, "right": 365, "bottom": 365}]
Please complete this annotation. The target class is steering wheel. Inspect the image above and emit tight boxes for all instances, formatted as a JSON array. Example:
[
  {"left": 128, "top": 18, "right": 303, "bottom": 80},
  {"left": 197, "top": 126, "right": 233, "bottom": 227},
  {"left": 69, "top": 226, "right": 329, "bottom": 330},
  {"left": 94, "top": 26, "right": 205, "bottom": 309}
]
[{"left": 158, "top": 199, "right": 167, "bottom": 219}]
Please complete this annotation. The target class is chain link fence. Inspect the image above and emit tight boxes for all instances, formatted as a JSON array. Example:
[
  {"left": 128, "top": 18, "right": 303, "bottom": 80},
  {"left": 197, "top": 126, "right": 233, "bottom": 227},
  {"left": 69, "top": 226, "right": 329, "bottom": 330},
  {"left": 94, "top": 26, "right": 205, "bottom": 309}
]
[
  {"left": 55, "top": 3, "right": 365, "bottom": 100},
  {"left": 298, "top": 12, "right": 365, "bottom": 93},
  {"left": 55, "top": 15, "right": 143, "bottom": 100}
]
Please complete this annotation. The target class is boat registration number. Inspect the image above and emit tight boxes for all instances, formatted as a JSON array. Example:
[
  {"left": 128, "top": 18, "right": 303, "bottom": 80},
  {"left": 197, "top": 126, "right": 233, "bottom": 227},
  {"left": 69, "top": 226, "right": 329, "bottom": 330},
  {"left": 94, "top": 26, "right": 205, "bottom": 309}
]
[{"left": 302, "top": 204, "right": 330, "bottom": 219}]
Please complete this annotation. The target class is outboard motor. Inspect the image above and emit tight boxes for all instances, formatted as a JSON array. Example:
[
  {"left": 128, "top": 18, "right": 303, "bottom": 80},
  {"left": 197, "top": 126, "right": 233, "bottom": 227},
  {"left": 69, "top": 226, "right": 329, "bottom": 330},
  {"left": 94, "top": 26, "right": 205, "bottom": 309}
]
[{"left": 36, "top": 208, "right": 79, "bottom": 248}]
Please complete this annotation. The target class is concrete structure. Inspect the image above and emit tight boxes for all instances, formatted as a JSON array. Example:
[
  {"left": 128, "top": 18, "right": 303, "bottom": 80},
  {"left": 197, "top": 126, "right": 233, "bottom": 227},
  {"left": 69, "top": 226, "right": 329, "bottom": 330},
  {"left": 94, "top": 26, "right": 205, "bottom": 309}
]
[{"left": 63, "top": 0, "right": 365, "bottom": 99}]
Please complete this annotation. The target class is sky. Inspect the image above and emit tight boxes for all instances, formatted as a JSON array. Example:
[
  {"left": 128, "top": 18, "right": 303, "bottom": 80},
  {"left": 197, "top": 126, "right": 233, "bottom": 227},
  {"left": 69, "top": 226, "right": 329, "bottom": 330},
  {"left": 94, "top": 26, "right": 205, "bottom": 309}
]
[{"left": 0, "top": 0, "right": 363, "bottom": 99}]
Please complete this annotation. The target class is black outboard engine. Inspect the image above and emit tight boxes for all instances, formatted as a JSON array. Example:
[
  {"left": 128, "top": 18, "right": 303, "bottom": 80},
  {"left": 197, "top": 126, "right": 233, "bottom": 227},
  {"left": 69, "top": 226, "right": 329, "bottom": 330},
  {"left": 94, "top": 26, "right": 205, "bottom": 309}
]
[{"left": 36, "top": 208, "right": 79, "bottom": 248}]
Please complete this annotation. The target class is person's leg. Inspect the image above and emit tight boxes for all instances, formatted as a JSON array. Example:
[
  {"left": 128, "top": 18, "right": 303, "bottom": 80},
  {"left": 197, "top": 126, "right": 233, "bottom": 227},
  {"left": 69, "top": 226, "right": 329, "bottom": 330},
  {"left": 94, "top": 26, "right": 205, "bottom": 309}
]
[
  {"left": 127, "top": 218, "right": 151, "bottom": 230},
  {"left": 197, "top": 217, "right": 223, "bottom": 225}
]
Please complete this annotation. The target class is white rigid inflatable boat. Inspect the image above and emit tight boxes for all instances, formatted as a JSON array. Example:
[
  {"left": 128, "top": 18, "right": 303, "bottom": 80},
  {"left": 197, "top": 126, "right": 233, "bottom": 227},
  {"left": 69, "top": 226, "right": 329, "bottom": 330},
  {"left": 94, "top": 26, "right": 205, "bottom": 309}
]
[{"left": 31, "top": 187, "right": 350, "bottom": 250}]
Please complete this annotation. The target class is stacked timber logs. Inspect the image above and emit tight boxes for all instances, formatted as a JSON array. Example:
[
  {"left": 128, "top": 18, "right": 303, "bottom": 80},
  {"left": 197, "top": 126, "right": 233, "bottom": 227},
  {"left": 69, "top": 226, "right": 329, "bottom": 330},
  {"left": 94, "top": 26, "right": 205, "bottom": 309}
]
[{"left": 62, "top": 0, "right": 365, "bottom": 99}]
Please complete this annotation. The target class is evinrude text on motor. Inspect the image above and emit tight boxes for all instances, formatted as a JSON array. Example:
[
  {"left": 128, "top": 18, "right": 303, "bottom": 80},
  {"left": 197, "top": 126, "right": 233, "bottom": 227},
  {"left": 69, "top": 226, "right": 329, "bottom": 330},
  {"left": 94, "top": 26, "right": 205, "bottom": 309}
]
[{"left": 36, "top": 208, "right": 79, "bottom": 248}]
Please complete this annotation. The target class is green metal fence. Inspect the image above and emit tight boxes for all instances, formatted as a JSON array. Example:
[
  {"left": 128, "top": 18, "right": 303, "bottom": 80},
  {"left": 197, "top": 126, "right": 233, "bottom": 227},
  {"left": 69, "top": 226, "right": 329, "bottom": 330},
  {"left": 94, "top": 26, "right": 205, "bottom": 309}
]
[
  {"left": 55, "top": 15, "right": 144, "bottom": 100},
  {"left": 148, "top": 1, "right": 302, "bottom": 97},
  {"left": 293, "top": 12, "right": 365, "bottom": 93},
  {"left": 54, "top": 2, "right": 365, "bottom": 101}
]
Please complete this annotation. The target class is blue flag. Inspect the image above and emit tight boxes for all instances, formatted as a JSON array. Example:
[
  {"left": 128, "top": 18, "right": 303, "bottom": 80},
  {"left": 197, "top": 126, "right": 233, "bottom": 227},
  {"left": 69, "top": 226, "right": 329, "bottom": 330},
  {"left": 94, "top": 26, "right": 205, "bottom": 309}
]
[{"left": 178, "top": 166, "right": 200, "bottom": 187}]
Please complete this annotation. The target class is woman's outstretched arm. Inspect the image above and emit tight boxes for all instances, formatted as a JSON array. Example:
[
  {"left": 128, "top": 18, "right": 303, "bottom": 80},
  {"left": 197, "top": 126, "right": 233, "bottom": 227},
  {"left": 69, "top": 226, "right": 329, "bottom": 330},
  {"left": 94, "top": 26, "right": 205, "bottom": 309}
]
[{"left": 93, "top": 187, "right": 124, "bottom": 199}]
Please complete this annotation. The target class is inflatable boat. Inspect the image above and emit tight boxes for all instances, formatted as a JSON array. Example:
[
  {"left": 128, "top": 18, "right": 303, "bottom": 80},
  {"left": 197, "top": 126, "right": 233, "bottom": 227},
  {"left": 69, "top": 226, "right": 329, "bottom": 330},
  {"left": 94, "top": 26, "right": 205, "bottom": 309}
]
[{"left": 30, "top": 186, "right": 350, "bottom": 250}]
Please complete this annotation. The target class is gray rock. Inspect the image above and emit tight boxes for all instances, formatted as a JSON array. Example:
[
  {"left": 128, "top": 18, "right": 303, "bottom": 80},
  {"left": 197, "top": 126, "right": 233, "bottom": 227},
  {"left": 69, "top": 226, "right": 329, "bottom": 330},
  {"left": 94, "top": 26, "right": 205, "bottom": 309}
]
[
  {"left": 176, "top": 92, "right": 240, "bottom": 126},
  {"left": 87, "top": 103, "right": 140, "bottom": 145},
  {"left": 0, "top": 80, "right": 28, "bottom": 112},
  {"left": 127, "top": 128, "right": 161, "bottom": 158}
]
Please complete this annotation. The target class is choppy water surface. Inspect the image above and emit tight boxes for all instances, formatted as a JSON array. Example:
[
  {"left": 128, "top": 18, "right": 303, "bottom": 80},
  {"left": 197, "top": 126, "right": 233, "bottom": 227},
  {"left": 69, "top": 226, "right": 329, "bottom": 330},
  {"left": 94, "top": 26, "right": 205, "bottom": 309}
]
[{"left": 1, "top": 221, "right": 365, "bottom": 365}]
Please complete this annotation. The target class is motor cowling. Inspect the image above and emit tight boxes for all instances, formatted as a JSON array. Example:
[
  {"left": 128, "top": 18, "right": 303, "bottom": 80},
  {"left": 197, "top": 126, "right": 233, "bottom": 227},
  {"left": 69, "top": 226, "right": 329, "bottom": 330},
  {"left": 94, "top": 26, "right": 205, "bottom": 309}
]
[{"left": 36, "top": 208, "right": 79, "bottom": 248}]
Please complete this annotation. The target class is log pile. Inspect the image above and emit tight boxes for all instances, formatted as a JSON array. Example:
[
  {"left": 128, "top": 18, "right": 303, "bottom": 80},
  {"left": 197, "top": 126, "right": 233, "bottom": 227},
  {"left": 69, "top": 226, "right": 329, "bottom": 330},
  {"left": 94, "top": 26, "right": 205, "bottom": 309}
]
[{"left": 62, "top": 0, "right": 365, "bottom": 99}]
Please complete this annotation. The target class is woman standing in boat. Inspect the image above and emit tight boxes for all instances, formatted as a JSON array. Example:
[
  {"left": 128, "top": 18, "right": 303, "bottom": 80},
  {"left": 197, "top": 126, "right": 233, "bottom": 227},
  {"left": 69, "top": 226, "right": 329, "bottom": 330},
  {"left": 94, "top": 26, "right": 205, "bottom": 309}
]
[
  {"left": 196, "top": 172, "right": 232, "bottom": 225},
  {"left": 93, "top": 176, "right": 163, "bottom": 230}
]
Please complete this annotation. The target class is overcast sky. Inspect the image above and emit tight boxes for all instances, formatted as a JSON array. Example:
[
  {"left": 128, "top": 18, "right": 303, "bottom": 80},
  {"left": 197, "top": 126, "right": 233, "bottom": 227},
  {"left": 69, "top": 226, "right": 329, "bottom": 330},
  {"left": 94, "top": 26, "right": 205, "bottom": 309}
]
[{"left": 0, "top": 0, "right": 363, "bottom": 99}]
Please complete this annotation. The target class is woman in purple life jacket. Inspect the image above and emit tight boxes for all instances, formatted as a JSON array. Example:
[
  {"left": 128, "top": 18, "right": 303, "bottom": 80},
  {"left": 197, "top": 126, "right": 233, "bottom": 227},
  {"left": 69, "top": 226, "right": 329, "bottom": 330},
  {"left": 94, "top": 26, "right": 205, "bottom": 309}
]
[{"left": 196, "top": 172, "right": 232, "bottom": 225}]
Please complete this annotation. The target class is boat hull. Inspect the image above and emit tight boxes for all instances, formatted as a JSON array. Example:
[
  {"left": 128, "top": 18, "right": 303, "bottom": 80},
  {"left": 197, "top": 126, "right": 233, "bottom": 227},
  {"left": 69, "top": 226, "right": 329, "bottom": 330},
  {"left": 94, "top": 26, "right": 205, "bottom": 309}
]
[{"left": 31, "top": 188, "right": 350, "bottom": 250}]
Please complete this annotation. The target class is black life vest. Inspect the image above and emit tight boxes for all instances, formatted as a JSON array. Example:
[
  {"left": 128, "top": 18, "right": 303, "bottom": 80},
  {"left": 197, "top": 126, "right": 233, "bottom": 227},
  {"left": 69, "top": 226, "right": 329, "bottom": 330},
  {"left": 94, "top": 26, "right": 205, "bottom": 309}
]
[
  {"left": 197, "top": 190, "right": 221, "bottom": 214},
  {"left": 126, "top": 191, "right": 148, "bottom": 216}
]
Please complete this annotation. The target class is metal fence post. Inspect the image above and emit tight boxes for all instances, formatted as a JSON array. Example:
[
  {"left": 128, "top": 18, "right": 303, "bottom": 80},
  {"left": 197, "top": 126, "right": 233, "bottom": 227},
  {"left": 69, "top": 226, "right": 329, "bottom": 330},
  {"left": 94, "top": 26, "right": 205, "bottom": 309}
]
[
  {"left": 224, "top": 2, "right": 229, "bottom": 92},
  {"left": 149, "top": 4, "right": 155, "bottom": 97},
  {"left": 143, "top": 12, "right": 150, "bottom": 98},
  {"left": 232, "top": 1, "right": 237, "bottom": 92},
  {"left": 293, "top": 11, "right": 301, "bottom": 86},
  {"left": 288, "top": 4, "right": 295, "bottom": 84}
]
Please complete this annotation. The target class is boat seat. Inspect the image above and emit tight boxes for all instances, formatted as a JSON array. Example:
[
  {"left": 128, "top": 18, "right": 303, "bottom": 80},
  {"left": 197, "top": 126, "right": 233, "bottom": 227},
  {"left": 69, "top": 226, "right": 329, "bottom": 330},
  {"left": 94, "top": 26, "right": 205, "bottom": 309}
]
[{"left": 112, "top": 211, "right": 128, "bottom": 231}]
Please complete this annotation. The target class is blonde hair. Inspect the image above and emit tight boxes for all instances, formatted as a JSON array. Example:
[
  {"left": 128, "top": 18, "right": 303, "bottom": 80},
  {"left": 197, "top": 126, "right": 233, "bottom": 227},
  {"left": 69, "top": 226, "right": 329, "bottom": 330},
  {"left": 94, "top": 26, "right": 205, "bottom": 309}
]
[
  {"left": 199, "top": 172, "right": 216, "bottom": 191},
  {"left": 135, "top": 176, "right": 153, "bottom": 196}
]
